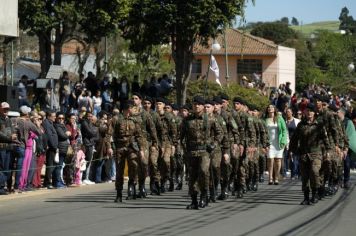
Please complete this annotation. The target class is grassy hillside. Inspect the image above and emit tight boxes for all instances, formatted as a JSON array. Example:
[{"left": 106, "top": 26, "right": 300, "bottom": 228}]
[{"left": 290, "top": 21, "right": 340, "bottom": 36}]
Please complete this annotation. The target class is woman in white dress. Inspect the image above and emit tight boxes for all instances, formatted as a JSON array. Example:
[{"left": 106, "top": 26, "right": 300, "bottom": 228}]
[{"left": 265, "top": 105, "right": 288, "bottom": 185}]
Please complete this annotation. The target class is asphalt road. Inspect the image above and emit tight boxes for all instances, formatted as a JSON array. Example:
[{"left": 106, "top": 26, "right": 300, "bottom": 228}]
[{"left": 0, "top": 177, "right": 355, "bottom": 236}]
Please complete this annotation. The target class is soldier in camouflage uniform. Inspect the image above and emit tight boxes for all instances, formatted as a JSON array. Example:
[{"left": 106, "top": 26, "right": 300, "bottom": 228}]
[
  {"left": 171, "top": 104, "right": 185, "bottom": 190},
  {"left": 289, "top": 103, "right": 330, "bottom": 205},
  {"left": 181, "top": 96, "right": 223, "bottom": 209},
  {"left": 143, "top": 96, "right": 161, "bottom": 195},
  {"left": 113, "top": 100, "right": 145, "bottom": 203},
  {"left": 131, "top": 93, "right": 158, "bottom": 198},
  {"left": 314, "top": 95, "right": 339, "bottom": 198},
  {"left": 232, "top": 97, "right": 256, "bottom": 198},
  {"left": 155, "top": 98, "right": 178, "bottom": 193},
  {"left": 179, "top": 104, "right": 191, "bottom": 183}
]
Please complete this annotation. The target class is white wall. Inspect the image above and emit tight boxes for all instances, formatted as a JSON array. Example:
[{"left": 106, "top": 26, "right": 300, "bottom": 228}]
[
  {"left": 61, "top": 54, "right": 97, "bottom": 77},
  {"left": 277, "top": 46, "right": 296, "bottom": 93},
  {"left": 0, "top": 0, "right": 18, "bottom": 37}
]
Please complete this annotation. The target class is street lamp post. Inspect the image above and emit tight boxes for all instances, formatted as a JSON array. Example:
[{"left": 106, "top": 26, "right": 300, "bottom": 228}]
[{"left": 223, "top": 30, "right": 229, "bottom": 85}]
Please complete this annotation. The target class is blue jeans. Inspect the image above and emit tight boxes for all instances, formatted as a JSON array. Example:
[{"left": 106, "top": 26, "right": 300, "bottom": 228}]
[
  {"left": 0, "top": 150, "right": 11, "bottom": 184},
  {"left": 95, "top": 159, "right": 105, "bottom": 183},
  {"left": 14, "top": 147, "right": 25, "bottom": 189},
  {"left": 54, "top": 153, "right": 65, "bottom": 186},
  {"left": 290, "top": 154, "right": 300, "bottom": 178}
]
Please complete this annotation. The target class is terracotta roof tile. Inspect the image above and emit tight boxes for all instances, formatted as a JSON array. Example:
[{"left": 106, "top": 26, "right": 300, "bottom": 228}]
[{"left": 193, "top": 28, "right": 278, "bottom": 56}]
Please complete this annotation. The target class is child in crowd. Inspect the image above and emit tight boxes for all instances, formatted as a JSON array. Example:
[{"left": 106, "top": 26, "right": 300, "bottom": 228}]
[{"left": 74, "top": 145, "right": 86, "bottom": 185}]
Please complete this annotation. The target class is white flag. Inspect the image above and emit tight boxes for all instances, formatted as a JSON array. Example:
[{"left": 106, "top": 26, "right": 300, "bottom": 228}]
[{"left": 210, "top": 55, "right": 221, "bottom": 87}]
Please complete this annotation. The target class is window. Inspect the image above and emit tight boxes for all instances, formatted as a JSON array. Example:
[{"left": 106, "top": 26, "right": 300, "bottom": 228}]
[
  {"left": 192, "top": 59, "right": 202, "bottom": 74},
  {"left": 237, "top": 59, "right": 262, "bottom": 78}
]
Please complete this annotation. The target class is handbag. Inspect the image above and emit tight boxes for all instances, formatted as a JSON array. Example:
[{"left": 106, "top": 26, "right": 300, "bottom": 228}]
[{"left": 54, "top": 149, "right": 59, "bottom": 163}]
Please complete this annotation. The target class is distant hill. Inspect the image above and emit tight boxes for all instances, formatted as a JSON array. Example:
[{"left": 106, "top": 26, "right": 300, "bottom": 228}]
[{"left": 290, "top": 21, "right": 340, "bottom": 35}]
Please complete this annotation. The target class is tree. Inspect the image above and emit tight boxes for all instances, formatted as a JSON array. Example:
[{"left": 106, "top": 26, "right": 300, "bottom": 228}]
[
  {"left": 250, "top": 22, "right": 298, "bottom": 44},
  {"left": 121, "top": 0, "right": 252, "bottom": 106},
  {"left": 19, "top": 0, "right": 129, "bottom": 77},
  {"left": 339, "top": 7, "right": 356, "bottom": 34},
  {"left": 280, "top": 17, "right": 289, "bottom": 25},
  {"left": 291, "top": 17, "right": 299, "bottom": 26}
]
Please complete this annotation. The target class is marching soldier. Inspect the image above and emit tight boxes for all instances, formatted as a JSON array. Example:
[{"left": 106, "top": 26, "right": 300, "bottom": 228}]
[
  {"left": 155, "top": 98, "right": 177, "bottom": 193},
  {"left": 131, "top": 93, "right": 158, "bottom": 198},
  {"left": 181, "top": 96, "right": 223, "bottom": 209},
  {"left": 113, "top": 100, "right": 145, "bottom": 203},
  {"left": 289, "top": 103, "right": 330, "bottom": 205}
]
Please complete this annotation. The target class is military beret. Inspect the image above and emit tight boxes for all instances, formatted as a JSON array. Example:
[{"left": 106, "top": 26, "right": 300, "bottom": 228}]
[
  {"left": 132, "top": 92, "right": 143, "bottom": 99},
  {"left": 143, "top": 96, "right": 153, "bottom": 103},
  {"left": 213, "top": 96, "right": 223, "bottom": 105},
  {"left": 155, "top": 97, "right": 167, "bottom": 104},
  {"left": 205, "top": 99, "right": 215, "bottom": 105},
  {"left": 122, "top": 100, "right": 135, "bottom": 110},
  {"left": 193, "top": 96, "right": 205, "bottom": 105},
  {"left": 233, "top": 97, "right": 245, "bottom": 105},
  {"left": 180, "top": 104, "right": 190, "bottom": 111},
  {"left": 220, "top": 93, "right": 230, "bottom": 101},
  {"left": 328, "top": 104, "right": 339, "bottom": 112},
  {"left": 171, "top": 103, "right": 179, "bottom": 111},
  {"left": 306, "top": 103, "right": 315, "bottom": 111}
]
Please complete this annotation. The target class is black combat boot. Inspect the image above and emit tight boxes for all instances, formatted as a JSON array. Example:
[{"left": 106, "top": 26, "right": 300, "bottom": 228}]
[
  {"left": 259, "top": 175, "right": 264, "bottom": 183},
  {"left": 137, "top": 185, "right": 147, "bottom": 198},
  {"left": 310, "top": 190, "right": 319, "bottom": 204},
  {"left": 199, "top": 192, "right": 207, "bottom": 208},
  {"left": 114, "top": 190, "right": 122, "bottom": 203},
  {"left": 236, "top": 186, "right": 243, "bottom": 198},
  {"left": 133, "top": 184, "right": 137, "bottom": 199},
  {"left": 318, "top": 186, "right": 325, "bottom": 200},
  {"left": 175, "top": 176, "right": 183, "bottom": 190},
  {"left": 300, "top": 190, "right": 310, "bottom": 205},
  {"left": 209, "top": 187, "right": 216, "bottom": 203},
  {"left": 160, "top": 179, "right": 166, "bottom": 193},
  {"left": 186, "top": 194, "right": 199, "bottom": 210},
  {"left": 155, "top": 181, "right": 161, "bottom": 195},
  {"left": 126, "top": 185, "right": 134, "bottom": 200},
  {"left": 168, "top": 178, "right": 174, "bottom": 192},
  {"left": 217, "top": 181, "right": 229, "bottom": 200},
  {"left": 252, "top": 182, "right": 258, "bottom": 192}
]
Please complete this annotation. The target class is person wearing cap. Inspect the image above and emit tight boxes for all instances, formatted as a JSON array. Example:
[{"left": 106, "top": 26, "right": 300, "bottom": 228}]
[
  {"left": 231, "top": 97, "right": 252, "bottom": 198},
  {"left": 289, "top": 103, "right": 330, "bottom": 205},
  {"left": 0, "top": 102, "right": 18, "bottom": 194},
  {"left": 337, "top": 108, "right": 355, "bottom": 189},
  {"left": 181, "top": 96, "right": 223, "bottom": 209},
  {"left": 314, "top": 94, "right": 340, "bottom": 198},
  {"left": 14, "top": 106, "right": 41, "bottom": 191},
  {"left": 214, "top": 96, "right": 240, "bottom": 200},
  {"left": 170, "top": 103, "right": 184, "bottom": 191},
  {"left": 131, "top": 92, "right": 158, "bottom": 197},
  {"left": 264, "top": 104, "right": 288, "bottom": 186},
  {"left": 113, "top": 100, "right": 145, "bottom": 203},
  {"left": 155, "top": 97, "right": 178, "bottom": 193}
]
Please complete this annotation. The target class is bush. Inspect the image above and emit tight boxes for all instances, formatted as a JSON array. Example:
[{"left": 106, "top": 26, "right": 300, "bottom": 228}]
[{"left": 168, "top": 80, "right": 270, "bottom": 110}]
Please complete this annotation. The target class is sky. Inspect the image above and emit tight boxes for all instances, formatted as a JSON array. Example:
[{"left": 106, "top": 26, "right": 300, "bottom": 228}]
[{"left": 243, "top": 0, "right": 356, "bottom": 24}]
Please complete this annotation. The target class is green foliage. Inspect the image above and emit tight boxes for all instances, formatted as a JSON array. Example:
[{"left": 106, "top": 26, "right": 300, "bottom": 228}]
[
  {"left": 168, "top": 80, "right": 269, "bottom": 110},
  {"left": 250, "top": 22, "right": 298, "bottom": 44},
  {"left": 290, "top": 21, "right": 339, "bottom": 36},
  {"left": 280, "top": 17, "right": 289, "bottom": 25},
  {"left": 291, "top": 17, "right": 299, "bottom": 26},
  {"left": 339, "top": 7, "right": 356, "bottom": 34}
]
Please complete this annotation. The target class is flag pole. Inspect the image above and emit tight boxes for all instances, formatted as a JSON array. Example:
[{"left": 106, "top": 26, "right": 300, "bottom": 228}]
[{"left": 204, "top": 49, "right": 213, "bottom": 99}]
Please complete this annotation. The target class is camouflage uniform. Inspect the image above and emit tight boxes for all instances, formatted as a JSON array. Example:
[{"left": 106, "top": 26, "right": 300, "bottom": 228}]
[
  {"left": 257, "top": 118, "right": 269, "bottom": 182},
  {"left": 316, "top": 108, "right": 339, "bottom": 196},
  {"left": 131, "top": 107, "right": 158, "bottom": 197},
  {"left": 113, "top": 114, "right": 144, "bottom": 201},
  {"left": 171, "top": 115, "right": 184, "bottom": 190},
  {"left": 157, "top": 111, "right": 177, "bottom": 192},
  {"left": 289, "top": 118, "right": 330, "bottom": 204},
  {"left": 246, "top": 115, "right": 261, "bottom": 191},
  {"left": 181, "top": 112, "right": 223, "bottom": 208}
]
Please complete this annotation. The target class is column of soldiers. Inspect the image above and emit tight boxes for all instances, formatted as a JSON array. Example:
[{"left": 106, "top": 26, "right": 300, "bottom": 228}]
[
  {"left": 111, "top": 92, "right": 271, "bottom": 209},
  {"left": 110, "top": 92, "right": 349, "bottom": 208},
  {"left": 289, "top": 94, "right": 349, "bottom": 205}
]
